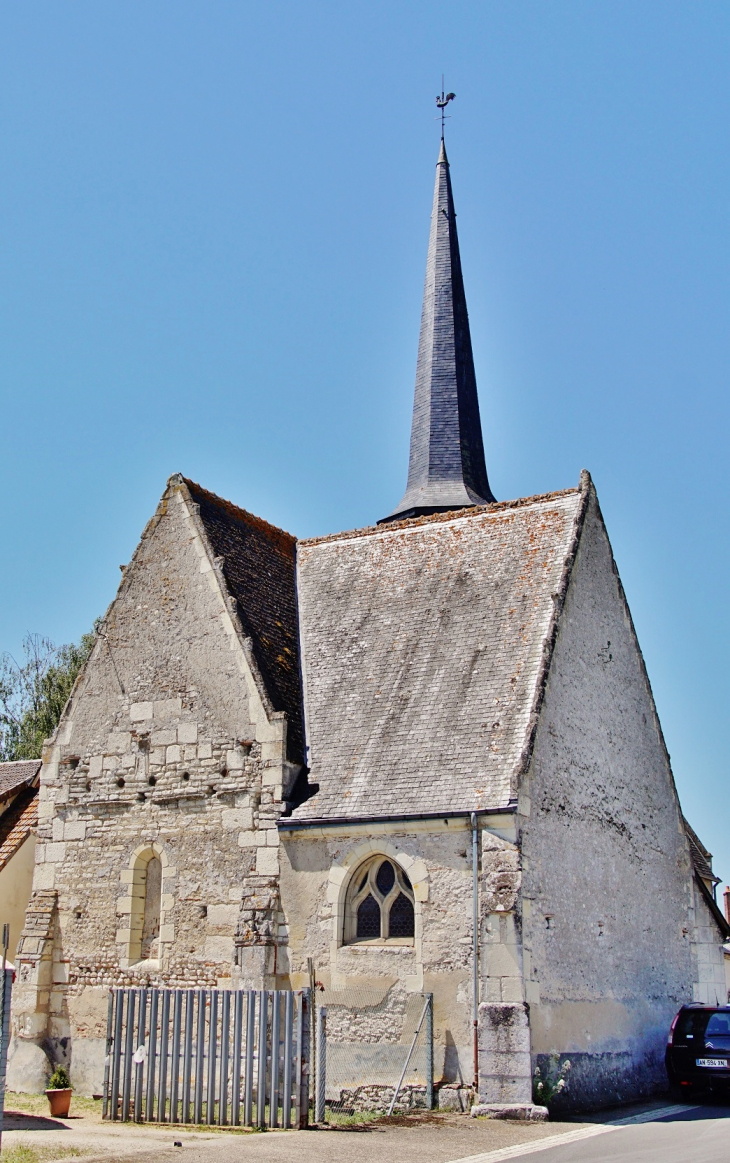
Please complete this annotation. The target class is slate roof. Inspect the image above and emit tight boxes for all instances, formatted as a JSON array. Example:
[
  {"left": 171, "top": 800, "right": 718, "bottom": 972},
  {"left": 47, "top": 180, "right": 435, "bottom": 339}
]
[
  {"left": 0, "top": 785, "right": 38, "bottom": 872},
  {"left": 384, "top": 140, "right": 495, "bottom": 522},
  {"left": 183, "top": 479, "right": 303, "bottom": 763},
  {"left": 293, "top": 480, "right": 587, "bottom": 821},
  {"left": 684, "top": 817, "right": 718, "bottom": 886},
  {"left": 0, "top": 759, "right": 42, "bottom": 803}
]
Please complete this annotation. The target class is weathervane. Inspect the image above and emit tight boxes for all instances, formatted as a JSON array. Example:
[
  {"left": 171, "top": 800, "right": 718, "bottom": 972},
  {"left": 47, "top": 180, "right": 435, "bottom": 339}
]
[{"left": 436, "top": 77, "right": 455, "bottom": 139}]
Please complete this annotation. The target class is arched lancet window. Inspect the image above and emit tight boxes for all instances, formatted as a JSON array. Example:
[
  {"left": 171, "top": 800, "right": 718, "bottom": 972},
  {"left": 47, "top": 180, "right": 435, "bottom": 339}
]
[
  {"left": 344, "top": 856, "right": 415, "bottom": 945},
  {"left": 128, "top": 848, "right": 163, "bottom": 964},
  {"left": 141, "top": 856, "right": 161, "bottom": 960}
]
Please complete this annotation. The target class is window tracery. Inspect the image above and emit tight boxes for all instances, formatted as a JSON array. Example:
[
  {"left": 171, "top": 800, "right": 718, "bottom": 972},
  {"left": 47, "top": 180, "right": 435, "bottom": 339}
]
[{"left": 344, "top": 856, "right": 415, "bottom": 944}]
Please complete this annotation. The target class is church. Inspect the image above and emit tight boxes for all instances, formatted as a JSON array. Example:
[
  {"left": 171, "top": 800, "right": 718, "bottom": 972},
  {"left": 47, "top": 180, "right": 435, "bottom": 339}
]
[{"left": 8, "top": 136, "right": 729, "bottom": 1114}]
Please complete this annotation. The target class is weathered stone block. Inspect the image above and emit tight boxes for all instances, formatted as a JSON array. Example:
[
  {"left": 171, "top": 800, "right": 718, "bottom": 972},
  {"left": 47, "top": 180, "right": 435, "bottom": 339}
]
[
  {"left": 177, "top": 723, "right": 198, "bottom": 744},
  {"left": 130, "top": 702, "right": 153, "bottom": 721},
  {"left": 256, "top": 848, "right": 279, "bottom": 875},
  {"left": 64, "top": 821, "right": 87, "bottom": 841}
]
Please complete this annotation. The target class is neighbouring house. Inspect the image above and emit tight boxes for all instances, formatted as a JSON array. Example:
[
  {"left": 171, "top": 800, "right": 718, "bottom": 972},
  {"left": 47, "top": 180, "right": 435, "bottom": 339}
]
[
  {"left": 0, "top": 761, "right": 41, "bottom": 963},
  {"left": 8, "top": 139, "right": 728, "bottom": 1112}
]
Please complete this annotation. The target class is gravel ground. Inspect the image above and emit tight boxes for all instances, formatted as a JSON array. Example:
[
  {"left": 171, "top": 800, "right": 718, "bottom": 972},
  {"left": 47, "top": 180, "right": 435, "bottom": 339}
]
[{"left": 0, "top": 1097, "right": 591, "bottom": 1163}]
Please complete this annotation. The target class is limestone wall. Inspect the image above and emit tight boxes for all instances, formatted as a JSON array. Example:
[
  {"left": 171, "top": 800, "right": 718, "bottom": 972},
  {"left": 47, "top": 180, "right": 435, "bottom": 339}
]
[
  {"left": 9, "top": 481, "right": 289, "bottom": 1094},
  {"left": 691, "top": 883, "right": 727, "bottom": 1006},
  {"left": 279, "top": 815, "right": 519, "bottom": 1092},
  {"left": 519, "top": 492, "right": 697, "bottom": 1111}
]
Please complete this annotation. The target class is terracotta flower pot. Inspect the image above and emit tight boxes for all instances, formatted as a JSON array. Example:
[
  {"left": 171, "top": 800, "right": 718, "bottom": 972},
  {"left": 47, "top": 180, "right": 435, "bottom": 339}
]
[{"left": 45, "top": 1088, "right": 72, "bottom": 1117}]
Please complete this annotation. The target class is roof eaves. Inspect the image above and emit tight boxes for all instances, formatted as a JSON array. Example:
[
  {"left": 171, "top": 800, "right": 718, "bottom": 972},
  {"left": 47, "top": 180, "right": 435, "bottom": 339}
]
[
  {"left": 695, "top": 870, "right": 730, "bottom": 940},
  {"left": 0, "top": 786, "right": 38, "bottom": 873}
]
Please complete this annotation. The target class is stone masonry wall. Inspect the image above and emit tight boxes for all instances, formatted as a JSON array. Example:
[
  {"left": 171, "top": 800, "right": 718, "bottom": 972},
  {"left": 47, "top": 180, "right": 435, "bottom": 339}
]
[
  {"left": 518, "top": 493, "right": 698, "bottom": 1111},
  {"left": 9, "top": 481, "right": 290, "bottom": 1095},
  {"left": 279, "top": 816, "right": 520, "bottom": 1090}
]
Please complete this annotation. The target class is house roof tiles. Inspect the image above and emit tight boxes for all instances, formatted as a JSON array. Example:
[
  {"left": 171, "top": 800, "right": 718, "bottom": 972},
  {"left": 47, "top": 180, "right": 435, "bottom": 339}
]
[
  {"left": 0, "top": 785, "right": 38, "bottom": 872},
  {"left": 0, "top": 760, "right": 42, "bottom": 802}
]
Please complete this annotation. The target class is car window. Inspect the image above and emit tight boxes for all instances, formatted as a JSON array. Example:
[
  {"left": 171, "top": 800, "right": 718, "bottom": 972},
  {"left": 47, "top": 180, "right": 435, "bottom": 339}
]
[
  {"left": 706, "top": 1013, "right": 730, "bottom": 1037},
  {"left": 674, "top": 1009, "right": 711, "bottom": 1043}
]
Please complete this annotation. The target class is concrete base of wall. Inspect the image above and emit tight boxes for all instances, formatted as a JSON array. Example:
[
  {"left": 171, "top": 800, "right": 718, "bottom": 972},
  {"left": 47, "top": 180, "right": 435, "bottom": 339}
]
[
  {"left": 68, "top": 1037, "right": 106, "bottom": 1097},
  {"left": 538, "top": 1049, "right": 668, "bottom": 1114},
  {"left": 471, "top": 1103, "right": 548, "bottom": 1120},
  {"left": 6, "top": 1038, "right": 52, "bottom": 1094},
  {"left": 478, "top": 1002, "right": 533, "bottom": 1105}
]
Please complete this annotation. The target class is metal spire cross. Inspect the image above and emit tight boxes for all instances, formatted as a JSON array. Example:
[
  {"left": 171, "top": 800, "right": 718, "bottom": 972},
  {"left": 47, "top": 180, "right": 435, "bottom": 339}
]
[{"left": 436, "top": 78, "right": 455, "bottom": 139}]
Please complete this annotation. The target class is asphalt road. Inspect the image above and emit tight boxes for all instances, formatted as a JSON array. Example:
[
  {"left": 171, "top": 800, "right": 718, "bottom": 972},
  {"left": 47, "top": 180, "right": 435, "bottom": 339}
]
[{"left": 447, "top": 1104, "right": 730, "bottom": 1163}]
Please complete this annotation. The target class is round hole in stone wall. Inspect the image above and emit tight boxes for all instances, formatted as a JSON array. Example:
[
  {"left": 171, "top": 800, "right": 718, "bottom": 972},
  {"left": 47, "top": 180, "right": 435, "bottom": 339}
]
[
  {"left": 116, "top": 777, "right": 125, "bottom": 789},
  {"left": 182, "top": 772, "right": 190, "bottom": 782},
  {"left": 148, "top": 776, "right": 156, "bottom": 786}
]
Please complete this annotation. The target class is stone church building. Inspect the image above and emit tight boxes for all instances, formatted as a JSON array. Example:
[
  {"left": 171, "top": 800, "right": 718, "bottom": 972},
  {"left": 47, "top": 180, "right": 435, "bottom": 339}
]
[{"left": 9, "top": 139, "right": 729, "bottom": 1112}]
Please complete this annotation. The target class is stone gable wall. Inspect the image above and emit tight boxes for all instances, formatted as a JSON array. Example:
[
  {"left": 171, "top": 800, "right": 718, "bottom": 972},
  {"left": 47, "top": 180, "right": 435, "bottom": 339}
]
[
  {"left": 518, "top": 492, "right": 697, "bottom": 1110},
  {"left": 9, "top": 482, "right": 289, "bottom": 1095}
]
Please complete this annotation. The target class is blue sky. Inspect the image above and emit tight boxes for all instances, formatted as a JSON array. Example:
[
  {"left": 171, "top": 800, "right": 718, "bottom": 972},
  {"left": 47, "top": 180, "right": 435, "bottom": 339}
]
[{"left": 1, "top": 3, "right": 728, "bottom": 882}]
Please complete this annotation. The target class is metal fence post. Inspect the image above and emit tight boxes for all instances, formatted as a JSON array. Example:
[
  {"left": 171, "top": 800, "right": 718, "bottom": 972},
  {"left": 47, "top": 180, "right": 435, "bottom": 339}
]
[
  {"left": 102, "top": 990, "right": 114, "bottom": 1121},
  {"left": 314, "top": 1006, "right": 326, "bottom": 1123},
  {"left": 256, "top": 990, "right": 268, "bottom": 1129},
  {"left": 296, "top": 988, "right": 310, "bottom": 1129},
  {"left": 0, "top": 934, "right": 12, "bottom": 1157},
  {"left": 426, "top": 993, "right": 434, "bottom": 1110}
]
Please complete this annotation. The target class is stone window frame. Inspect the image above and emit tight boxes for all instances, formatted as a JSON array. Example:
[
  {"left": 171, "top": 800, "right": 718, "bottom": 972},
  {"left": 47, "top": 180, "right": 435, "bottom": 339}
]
[
  {"left": 327, "top": 839, "right": 429, "bottom": 989},
  {"left": 343, "top": 854, "right": 416, "bottom": 946},
  {"left": 116, "top": 842, "right": 175, "bottom": 970}
]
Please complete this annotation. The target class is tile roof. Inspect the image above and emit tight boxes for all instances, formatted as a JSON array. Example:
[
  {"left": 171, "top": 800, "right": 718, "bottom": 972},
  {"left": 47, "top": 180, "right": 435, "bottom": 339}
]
[
  {"left": 684, "top": 816, "right": 717, "bottom": 885},
  {"left": 293, "top": 481, "right": 587, "bottom": 821},
  {"left": 0, "top": 759, "right": 41, "bottom": 802},
  {"left": 0, "top": 785, "right": 38, "bottom": 872},
  {"left": 183, "top": 478, "right": 303, "bottom": 764}
]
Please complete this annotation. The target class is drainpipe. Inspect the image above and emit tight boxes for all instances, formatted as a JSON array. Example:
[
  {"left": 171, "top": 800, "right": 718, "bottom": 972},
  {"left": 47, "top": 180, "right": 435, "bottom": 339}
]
[{"left": 471, "top": 811, "right": 479, "bottom": 1093}]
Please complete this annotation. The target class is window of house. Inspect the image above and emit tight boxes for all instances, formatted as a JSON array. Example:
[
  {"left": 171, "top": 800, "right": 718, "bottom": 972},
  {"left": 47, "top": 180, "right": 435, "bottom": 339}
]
[{"left": 344, "top": 856, "right": 415, "bottom": 945}]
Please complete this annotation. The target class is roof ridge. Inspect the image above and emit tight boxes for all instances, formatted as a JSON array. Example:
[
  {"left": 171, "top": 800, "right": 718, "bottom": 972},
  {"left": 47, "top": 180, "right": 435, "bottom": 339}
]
[
  {"left": 177, "top": 475, "right": 296, "bottom": 546},
  {"left": 300, "top": 480, "right": 584, "bottom": 549}
]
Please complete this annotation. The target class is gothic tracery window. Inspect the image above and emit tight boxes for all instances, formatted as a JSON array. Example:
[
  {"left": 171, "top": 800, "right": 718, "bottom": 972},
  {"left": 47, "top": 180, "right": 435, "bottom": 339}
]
[{"left": 344, "top": 856, "right": 415, "bottom": 944}]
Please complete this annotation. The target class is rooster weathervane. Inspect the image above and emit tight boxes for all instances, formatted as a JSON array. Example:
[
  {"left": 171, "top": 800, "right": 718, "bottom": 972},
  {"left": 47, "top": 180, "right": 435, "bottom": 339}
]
[{"left": 436, "top": 79, "right": 455, "bottom": 139}]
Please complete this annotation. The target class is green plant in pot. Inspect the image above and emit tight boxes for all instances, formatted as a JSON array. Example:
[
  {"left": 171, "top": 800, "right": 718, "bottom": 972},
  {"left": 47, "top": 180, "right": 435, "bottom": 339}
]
[{"left": 45, "top": 1065, "right": 73, "bottom": 1117}]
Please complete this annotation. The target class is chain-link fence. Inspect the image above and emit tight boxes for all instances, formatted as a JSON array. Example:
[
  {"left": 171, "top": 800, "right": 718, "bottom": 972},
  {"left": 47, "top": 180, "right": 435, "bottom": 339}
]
[{"left": 315, "top": 984, "right": 433, "bottom": 1115}]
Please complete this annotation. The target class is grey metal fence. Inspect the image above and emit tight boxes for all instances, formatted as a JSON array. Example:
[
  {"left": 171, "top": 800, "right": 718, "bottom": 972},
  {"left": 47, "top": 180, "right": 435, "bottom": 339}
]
[
  {"left": 0, "top": 966, "right": 12, "bottom": 1152},
  {"left": 103, "top": 988, "right": 310, "bottom": 1128}
]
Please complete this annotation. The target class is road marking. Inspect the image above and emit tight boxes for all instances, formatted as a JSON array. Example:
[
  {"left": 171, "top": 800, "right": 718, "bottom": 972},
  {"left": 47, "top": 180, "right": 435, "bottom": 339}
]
[
  {"left": 442, "top": 1125, "right": 615, "bottom": 1163},
  {"left": 443, "top": 1105, "right": 702, "bottom": 1163},
  {"left": 607, "top": 1103, "right": 700, "bottom": 1125}
]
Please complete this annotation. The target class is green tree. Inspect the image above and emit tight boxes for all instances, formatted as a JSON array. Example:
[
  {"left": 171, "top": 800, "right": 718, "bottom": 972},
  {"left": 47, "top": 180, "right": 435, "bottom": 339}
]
[{"left": 0, "top": 625, "right": 98, "bottom": 761}]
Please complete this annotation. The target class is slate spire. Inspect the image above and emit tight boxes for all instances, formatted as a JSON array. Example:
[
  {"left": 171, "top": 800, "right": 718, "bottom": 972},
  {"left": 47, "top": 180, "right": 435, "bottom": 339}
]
[{"left": 382, "top": 139, "right": 495, "bottom": 522}]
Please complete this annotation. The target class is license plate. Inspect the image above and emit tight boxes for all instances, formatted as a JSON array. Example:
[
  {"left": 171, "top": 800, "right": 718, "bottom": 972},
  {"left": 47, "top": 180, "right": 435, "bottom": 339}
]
[{"left": 696, "top": 1058, "right": 729, "bottom": 1068}]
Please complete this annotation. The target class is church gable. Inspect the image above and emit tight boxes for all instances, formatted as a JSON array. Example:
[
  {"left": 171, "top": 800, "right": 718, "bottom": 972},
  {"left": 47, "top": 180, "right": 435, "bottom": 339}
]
[
  {"left": 519, "top": 484, "right": 700, "bottom": 1099},
  {"left": 183, "top": 478, "right": 302, "bottom": 763},
  {"left": 294, "top": 482, "right": 586, "bottom": 821}
]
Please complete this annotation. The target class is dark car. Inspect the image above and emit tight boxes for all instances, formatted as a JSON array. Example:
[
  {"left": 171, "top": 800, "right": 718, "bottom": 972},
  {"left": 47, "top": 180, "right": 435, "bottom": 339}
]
[{"left": 666, "top": 1004, "right": 730, "bottom": 1096}]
